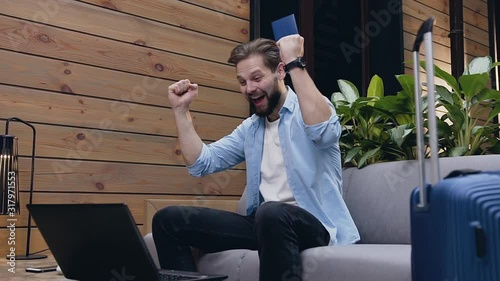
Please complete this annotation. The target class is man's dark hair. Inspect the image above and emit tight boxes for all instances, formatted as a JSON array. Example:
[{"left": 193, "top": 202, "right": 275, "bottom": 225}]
[{"left": 227, "top": 38, "right": 281, "bottom": 71}]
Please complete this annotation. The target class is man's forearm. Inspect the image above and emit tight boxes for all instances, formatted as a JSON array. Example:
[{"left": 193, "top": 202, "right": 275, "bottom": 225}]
[
  {"left": 288, "top": 68, "right": 333, "bottom": 125},
  {"left": 173, "top": 109, "right": 203, "bottom": 166}
]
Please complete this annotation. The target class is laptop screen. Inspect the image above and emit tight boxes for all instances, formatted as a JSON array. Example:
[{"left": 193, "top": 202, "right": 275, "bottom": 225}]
[{"left": 28, "top": 203, "right": 160, "bottom": 281}]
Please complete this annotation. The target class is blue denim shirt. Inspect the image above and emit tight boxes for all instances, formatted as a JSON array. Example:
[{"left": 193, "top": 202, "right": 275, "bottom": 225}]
[{"left": 188, "top": 88, "right": 360, "bottom": 245}]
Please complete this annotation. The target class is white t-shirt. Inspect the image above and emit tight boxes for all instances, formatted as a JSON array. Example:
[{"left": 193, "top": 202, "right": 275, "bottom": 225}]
[{"left": 259, "top": 118, "right": 297, "bottom": 205}]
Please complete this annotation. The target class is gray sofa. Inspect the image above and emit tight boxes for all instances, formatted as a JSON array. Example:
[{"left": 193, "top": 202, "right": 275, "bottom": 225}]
[{"left": 144, "top": 155, "right": 500, "bottom": 281}]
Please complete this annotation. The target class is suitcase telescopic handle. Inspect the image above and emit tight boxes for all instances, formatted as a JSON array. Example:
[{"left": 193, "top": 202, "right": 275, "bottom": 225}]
[{"left": 412, "top": 17, "right": 440, "bottom": 209}]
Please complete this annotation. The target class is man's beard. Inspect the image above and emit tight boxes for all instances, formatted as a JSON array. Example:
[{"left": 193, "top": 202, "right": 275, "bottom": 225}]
[{"left": 250, "top": 83, "right": 282, "bottom": 118}]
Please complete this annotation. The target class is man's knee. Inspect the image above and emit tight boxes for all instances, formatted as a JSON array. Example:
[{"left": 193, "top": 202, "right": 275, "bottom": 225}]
[
  {"left": 153, "top": 206, "right": 201, "bottom": 230},
  {"left": 153, "top": 206, "right": 175, "bottom": 231},
  {"left": 255, "top": 202, "right": 290, "bottom": 227}
]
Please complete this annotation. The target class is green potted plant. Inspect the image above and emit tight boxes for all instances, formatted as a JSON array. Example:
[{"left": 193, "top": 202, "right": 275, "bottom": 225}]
[
  {"left": 425, "top": 56, "right": 500, "bottom": 156},
  {"left": 332, "top": 56, "right": 500, "bottom": 169}
]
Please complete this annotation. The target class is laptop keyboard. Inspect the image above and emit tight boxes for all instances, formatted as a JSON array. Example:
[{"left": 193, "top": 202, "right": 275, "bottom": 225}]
[{"left": 159, "top": 273, "right": 199, "bottom": 280}]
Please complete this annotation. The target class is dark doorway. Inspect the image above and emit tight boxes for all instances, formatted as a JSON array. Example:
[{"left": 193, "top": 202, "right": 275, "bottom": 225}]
[{"left": 251, "top": 0, "right": 404, "bottom": 99}]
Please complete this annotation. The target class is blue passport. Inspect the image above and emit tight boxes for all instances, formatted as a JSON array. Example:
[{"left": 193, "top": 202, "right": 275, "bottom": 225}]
[{"left": 271, "top": 14, "right": 299, "bottom": 41}]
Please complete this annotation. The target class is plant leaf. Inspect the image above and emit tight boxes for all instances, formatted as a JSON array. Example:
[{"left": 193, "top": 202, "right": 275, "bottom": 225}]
[
  {"left": 331, "top": 91, "right": 347, "bottom": 105},
  {"left": 436, "top": 118, "right": 453, "bottom": 136},
  {"left": 471, "top": 126, "right": 484, "bottom": 135},
  {"left": 358, "top": 114, "right": 368, "bottom": 136},
  {"left": 443, "top": 104, "right": 466, "bottom": 131},
  {"left": 358, "top": 147, "right": 381, "bottom": 168},
  {"left": 421, "top": 62, "right": 460, "bottom": 94},
  {"left": 459, "top": 73, "right": 489, "bottom": 99},
  {"left": 448, "top": 146, "right": 468, "bottom": 157},
  {"left": 337, "top": 79, "right": 360, "bottom": 104},
  {"left": 436, "top": 85, "right": 454, "bottom": 105},
  {"left": 371, "top": 126, "right": 383, "bottom": 139},
  {"left": 367, "top": 75, "right": 384, "bottom": 98},
  {"left": 464, "top": 56, "right": 492, "bottom": 75},
  {"left": 487, "top": 103, "right": 500, "bottom": 122},
  {"left": 344, "top": 147, "right": 362, "bottom": 164},
  {"left": 395, "top": 114, "right": 413, "bottom": 125},
  {"left": 396, "top": 74, "right": 414, "bottom": 98},
  {"left": 388, "top": 124, "right": 413, "bottom": 147},
  {"left": 489, "top": 139, "right": 500, "bottom": 153},
  {"left": 476, "top": 88, "right": 500, "bottom": 102}
]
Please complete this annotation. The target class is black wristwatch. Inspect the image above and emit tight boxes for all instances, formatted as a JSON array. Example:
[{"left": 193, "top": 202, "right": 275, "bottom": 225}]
[{"left": 285, "top": 57, "right": 306, "bottom": 73}]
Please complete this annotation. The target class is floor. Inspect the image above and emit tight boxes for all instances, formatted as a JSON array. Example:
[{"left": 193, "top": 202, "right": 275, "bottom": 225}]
[{"left": 1, "top": 253, "right": 69, "bottom": 281}]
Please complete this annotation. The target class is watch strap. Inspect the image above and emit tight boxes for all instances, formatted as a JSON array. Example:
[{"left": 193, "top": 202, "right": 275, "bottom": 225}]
[{"left": 285, "top": 57, "right": 306, "bottom": 73}]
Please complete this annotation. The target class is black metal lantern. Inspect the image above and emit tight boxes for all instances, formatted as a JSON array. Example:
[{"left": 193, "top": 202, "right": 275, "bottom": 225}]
[
  {"left": 0, "top": 135, "right": 20, "bottom": 216},
  {"left": 1, "top": 117, "right": 46, "bottom": 260}
]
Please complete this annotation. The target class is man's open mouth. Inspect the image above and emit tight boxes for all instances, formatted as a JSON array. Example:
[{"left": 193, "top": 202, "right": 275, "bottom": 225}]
[{"left": 251, "top": 95, "right": 265, "bottom": 104}]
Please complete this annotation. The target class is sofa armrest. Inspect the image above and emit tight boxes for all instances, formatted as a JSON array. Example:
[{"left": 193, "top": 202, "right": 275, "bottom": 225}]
[{"left": 143, "top": 233, "right": 161, "bottom": 268}]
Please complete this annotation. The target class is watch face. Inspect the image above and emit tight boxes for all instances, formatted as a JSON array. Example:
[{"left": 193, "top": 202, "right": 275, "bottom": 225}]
[{"left": 298, "top": 57, "right": 306, "bottom": 67}]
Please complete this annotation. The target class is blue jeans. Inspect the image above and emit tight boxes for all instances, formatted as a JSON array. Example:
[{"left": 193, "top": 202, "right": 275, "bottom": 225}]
[{"left": 152, "top": 201, "right": 330, "bottom": 281}]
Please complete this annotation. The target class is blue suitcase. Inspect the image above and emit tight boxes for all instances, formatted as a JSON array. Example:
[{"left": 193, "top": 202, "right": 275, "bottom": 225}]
[{"left": 410, "top": 17, "right": 500, "bottom": 281}]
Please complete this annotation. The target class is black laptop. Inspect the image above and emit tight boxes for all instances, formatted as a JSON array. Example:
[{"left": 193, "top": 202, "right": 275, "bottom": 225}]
[{"left": 27, "top": 203, "right": 228, "bottom": 281}]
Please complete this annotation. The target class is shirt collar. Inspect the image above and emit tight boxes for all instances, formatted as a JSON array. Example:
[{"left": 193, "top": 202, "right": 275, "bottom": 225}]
[{"left": 280, "top": 86, "right": 297, "bottom": 114}]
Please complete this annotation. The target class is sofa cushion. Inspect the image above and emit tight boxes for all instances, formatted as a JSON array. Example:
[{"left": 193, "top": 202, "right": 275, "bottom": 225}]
[
  {"left": 197, "top": 245, "right": 411, "bottom": 281},
  {"left": 197, "top": 249, "right": 254, "bottom": 281},
  {"left": 342, "top": 155, "right": 500, "bottom": 244},
  {"left": 146, "top": 233, "right": 411, "bottom": 281},
  {"left": 342, "top": 160, "right": 417, "bottom": 244}
]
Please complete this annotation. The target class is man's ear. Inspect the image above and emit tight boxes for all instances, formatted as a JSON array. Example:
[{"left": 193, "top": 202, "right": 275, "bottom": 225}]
[{"left": 276, "top": 62, "right": 287, "bottom": 80}]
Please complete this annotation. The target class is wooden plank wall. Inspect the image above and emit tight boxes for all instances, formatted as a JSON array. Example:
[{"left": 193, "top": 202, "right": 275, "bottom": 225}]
[
  {"left": 403, "top": 0, "right": 490, "bottom": 79},
  {"left": 0, "top": 0, "right": 250, "bottom": 257}
]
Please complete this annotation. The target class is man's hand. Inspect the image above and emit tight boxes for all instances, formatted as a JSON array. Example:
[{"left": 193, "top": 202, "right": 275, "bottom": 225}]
[
  {"left": 168, "top": 79, "right": 198, "bottom": 112},
  {"left": 276, "top": 34, "right": 304, "bottom": 64}
]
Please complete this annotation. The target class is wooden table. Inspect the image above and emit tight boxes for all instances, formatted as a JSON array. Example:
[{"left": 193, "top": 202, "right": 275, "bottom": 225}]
[{"left": 1, "top": 254, "right": 70, "bottom": 280}]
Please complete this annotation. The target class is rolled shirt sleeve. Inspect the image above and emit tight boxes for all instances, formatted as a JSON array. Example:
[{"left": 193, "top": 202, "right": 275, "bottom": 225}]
[
  {"left": 187, "top": 122, "right": 247, "bottom": 177},
  {"left": 303, "top": 103, "right": 342, "bottom": 148}
]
